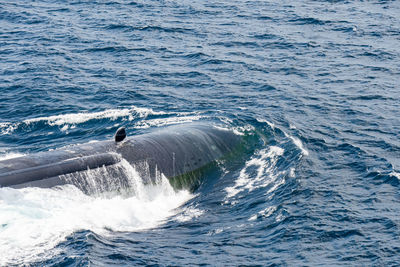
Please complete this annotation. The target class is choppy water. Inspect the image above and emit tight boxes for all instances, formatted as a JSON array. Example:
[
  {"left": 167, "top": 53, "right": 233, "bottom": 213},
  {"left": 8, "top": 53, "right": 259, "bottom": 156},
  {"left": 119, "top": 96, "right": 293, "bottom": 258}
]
[{"left": 1, "top": 0, "right": 400, "bottom": 265}]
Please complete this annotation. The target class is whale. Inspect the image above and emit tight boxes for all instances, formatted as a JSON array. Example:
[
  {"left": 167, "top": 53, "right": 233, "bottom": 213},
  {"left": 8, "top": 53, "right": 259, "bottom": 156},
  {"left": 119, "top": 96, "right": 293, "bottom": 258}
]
[{"left": 0, "top": 123, "right": 241, "bottom": 193}]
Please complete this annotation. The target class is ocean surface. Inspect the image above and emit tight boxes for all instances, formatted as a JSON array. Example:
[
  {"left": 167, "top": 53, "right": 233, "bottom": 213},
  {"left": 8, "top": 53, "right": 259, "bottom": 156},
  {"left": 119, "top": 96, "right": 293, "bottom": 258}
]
[{"left": 1, "top": 0, "right": 400, "bottom": 265}]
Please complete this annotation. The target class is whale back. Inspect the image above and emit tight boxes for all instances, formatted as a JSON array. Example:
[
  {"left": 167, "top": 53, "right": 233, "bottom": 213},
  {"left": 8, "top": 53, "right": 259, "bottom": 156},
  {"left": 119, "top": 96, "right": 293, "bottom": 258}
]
[{"left": 0, "top": 124, "right": 240, "bottom": 192}]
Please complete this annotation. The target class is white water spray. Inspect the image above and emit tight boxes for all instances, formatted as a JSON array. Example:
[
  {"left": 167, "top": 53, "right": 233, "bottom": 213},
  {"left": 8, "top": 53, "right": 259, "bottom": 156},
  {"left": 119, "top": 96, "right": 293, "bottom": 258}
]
[{"left": 0, "top": 158, "right": 193, "bottom": 266}]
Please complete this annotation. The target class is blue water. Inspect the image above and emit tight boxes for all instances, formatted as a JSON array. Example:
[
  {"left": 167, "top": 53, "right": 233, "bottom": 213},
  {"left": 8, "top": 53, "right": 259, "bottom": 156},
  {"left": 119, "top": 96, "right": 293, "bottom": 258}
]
[{"left": 1, "top": 0, "right": 400, "bottom": 265}]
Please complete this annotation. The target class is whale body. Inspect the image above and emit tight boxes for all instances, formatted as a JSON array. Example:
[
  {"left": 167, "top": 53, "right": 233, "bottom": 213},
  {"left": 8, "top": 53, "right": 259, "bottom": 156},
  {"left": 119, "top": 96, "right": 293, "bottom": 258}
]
[{"left": 0, "top": 124, "right": 240, "bottom": 192}]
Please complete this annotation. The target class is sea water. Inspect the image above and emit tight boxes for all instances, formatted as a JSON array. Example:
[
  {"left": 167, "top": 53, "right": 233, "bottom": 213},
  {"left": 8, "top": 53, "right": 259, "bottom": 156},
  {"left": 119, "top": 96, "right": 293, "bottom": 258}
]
[{"left": 1, "top": 0, "right": 399, "bottom": 265}]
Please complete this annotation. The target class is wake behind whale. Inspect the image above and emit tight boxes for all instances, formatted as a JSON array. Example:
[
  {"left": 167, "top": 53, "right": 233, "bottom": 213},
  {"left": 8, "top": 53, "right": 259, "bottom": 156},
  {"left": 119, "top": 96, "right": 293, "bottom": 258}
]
[{"left": 0, "top": 123, "right": 241, "bottom": 193}]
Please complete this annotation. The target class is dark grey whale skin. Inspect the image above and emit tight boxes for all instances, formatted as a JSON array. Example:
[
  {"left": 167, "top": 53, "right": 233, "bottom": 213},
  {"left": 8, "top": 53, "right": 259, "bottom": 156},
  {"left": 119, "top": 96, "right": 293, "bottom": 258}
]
[{"left": 0, "top": 124, "right": 241, "bottom": 190}]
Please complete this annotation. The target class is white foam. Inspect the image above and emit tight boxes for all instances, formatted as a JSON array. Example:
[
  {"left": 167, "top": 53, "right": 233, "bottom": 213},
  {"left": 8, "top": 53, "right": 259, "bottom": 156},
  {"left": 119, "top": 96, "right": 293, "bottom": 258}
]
[
  {"left": 225, "top": 146, "right": 285, "bottom": 199},
  {"left": 0, "top": 162, "right": 192, "bottom": 266},
  {"left": 213, "top": 125, "right": 245, "bottom": 137},
  {"left": 0, "top": 107, "right": 207, "bottom": 136},
  {"left": 256, "top": 118, "right": 275, "bottom": 129},
  {"left": 289, "top": 136, "right": 309, "bottom": 156},
  {"left": 0, "top": 106, "right": 166, "bottom": 134},
  {"left": 390, "top": 171, "right": 400, "bottom": 180},
  {"left": 207, "top": 227, "right": 224, "bottom": 235},
  {"left": 215, "top": 123, "right": 255, "bottom": 136},
  {"left": 282, "top": 130, "right": 309, "bottom": 156},
  {"left": 0, "top": 122, "right": 17, "bottom": 135},
  {"left": 248, "top": 214, "right": 258, "bottom": 221},
  {"left": 175, "top": 206, "right": 204, "bottom": 223},
  {"left": 0, "top": 152, "right": 26, "bottom": 160},
  {"left": 24, "top": 108, "right": 132, "bottom": 126},
  {"left": 289, "top": 167, "right": 296, "bottom": 178},
  {"left": 134, "top": 115, "right": 203, "bottom": 129},
  {"left": 248, "top": 206, "right": 277, "bottom": 221},
  {"left": 234, "top": 124, "right": 256, "bottom": 136},
  {"left": 24, "top": 106, "right": 164, "bottom": 126},
  {"left": 275, "top": 212, "right": 284, "bottom": 222}
]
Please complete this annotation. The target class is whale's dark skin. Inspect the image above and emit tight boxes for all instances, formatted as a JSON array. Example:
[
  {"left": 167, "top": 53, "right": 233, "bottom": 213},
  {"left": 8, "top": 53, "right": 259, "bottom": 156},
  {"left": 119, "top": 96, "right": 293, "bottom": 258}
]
[{"left": 0, "top": 124, "right": 241, "bottom": 192}]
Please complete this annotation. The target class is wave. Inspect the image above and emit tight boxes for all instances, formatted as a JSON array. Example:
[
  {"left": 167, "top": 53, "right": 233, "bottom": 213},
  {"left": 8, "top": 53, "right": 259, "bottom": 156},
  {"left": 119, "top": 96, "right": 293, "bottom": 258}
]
[
  {"left": 0, "top": 122, "right": 18, "bottom": 135},
  {"left": 287, "top": 135, "right": 309, "bottom": 156},
  {"left": 248, "top": 205, "right": 277, "bottom": 221},
  {"left": 221, "top": 119, "right": 308, "bottom": 226},
  {"left": 390, "top": 171, "right": 400, "bottom": 181},
  {"left": 0, "top": 106, "right": 166, "bottom": 134},
  {"left": 258, "top": 118, "right": 309, "bottom": 156},
  {"left": 225, "top": 146, "right": 285, "bottom": 199},
  {"left": 0, "top": 106, "right": 211, "bottom": 137}
]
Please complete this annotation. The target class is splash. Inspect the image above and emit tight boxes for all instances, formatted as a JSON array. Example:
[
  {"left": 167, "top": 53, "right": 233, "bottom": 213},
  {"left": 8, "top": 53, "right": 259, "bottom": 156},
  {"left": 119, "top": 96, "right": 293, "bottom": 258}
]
[{"left": 0, "top": 160, "right": 192, "bottom": 266}]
